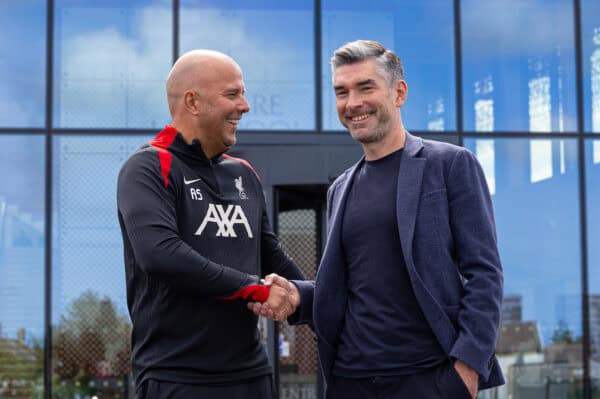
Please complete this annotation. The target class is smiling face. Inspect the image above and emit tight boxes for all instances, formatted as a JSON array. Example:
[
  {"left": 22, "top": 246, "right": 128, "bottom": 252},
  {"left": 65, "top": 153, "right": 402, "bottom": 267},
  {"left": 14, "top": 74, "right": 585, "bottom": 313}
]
[
  {"left": 333, "top": 58, "right": 406, "bottom": 144},
  {"left": 193, "top": 59, "right": 249, "bottom": 156}
]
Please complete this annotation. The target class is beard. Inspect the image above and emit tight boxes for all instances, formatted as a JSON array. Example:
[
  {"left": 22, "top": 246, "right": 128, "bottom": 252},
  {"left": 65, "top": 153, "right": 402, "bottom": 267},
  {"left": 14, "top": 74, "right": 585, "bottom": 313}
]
[{"left": 347, "top": 110, "right": 392, "bottom": 144}]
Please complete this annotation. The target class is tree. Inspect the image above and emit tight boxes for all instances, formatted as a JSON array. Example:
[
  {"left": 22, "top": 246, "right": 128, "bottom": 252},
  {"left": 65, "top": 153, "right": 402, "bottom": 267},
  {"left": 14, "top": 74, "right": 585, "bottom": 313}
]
[
  {"left": 52, "top": 291, "right": 131, "bottom": 397},
  {"left": 551, "top": 320, "right": 577, "bottom": 344}
]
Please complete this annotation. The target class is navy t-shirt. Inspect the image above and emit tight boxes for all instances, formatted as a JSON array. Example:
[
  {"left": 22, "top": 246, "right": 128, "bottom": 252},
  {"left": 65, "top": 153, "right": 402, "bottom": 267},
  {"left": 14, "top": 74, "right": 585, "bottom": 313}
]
[{"left": 333, "top": 148, "right": 445, "bottom": 377}]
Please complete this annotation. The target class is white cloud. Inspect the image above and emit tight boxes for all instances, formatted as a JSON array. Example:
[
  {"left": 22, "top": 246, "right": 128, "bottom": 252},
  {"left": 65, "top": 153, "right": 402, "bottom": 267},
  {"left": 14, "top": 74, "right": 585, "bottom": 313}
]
[
  {"left": 475, "top": 139, "right": 496, "bottom": 195},
  {"left": 530, "top": 139, "right": 553, "bottom": 183},
  {"left": 179, "top": 7, "right": 315, "bottom": 129},
  {"left": 57, "top": 5, "right": 172, "bottom": 128}
]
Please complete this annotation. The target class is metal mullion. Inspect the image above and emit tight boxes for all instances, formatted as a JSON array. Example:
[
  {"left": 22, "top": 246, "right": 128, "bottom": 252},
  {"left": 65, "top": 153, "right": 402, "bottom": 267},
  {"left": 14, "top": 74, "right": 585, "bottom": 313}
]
[
  {"left": 173, "top": 0, "right": 179, "bottom": 64},
  {"left": 315, "top": 0, "right": 322, "bottom": 133},
  {"left": 44, "top": 0, "right": 54, "bottom": 398},
  {"left": 454, "top": 0, "right": 464, "bottom": 146},
  {"left": 573, "top": 0, "right": 591, "bottom": 398},
  {"left": 583, "top": 132, "right": 600, "bottom": 139}
]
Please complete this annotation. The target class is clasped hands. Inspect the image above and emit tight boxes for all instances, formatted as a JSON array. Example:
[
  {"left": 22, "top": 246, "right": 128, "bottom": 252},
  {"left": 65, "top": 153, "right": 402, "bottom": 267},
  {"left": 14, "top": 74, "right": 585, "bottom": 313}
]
[{"left": 248, "top": 274, "right": 300, "bottom": 321}]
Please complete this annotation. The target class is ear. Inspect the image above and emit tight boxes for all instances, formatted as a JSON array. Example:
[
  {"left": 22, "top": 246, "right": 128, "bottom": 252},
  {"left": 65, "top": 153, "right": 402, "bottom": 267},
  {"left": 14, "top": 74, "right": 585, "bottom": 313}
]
[
  {"left": 394, "top": 80, "right": 408, "bottom": 107},
  {"left": 183, "top": 90, "right": 201, "bottom": 115}
]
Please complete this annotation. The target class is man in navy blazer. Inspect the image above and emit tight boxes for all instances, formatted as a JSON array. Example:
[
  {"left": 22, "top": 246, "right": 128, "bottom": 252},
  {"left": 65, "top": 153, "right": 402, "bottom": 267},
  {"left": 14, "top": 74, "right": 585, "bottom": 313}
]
[{"left": 250, "top": 40, "right": 504, "bottom": 399}]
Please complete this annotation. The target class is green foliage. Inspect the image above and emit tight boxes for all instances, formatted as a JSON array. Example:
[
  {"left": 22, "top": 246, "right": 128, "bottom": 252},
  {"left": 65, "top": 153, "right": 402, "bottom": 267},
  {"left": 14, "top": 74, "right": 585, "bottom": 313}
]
[
  {"left": 52, "top": 290, "right": 131, "bottom": 398},
  {"left": 551, "top": 320, "right": 575, "bottom": 344},
  {"left": 0, "top": 337, "right": 43, "bottom": 398}
]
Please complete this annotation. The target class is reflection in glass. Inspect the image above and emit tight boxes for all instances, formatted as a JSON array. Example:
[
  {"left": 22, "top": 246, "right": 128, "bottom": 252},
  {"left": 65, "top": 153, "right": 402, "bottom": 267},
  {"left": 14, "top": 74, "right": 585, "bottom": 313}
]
[
  {"left": 462, "top": 0, "right": 577, "bottom": 132},
  {"left": 321, "top": 0, "right": 456, "bottom": 132},
  {"left": 582, "top": 0, "right": 600, "bottom": 132},
  {"left": 51, "top": 135, "right": 150, "bottom": 398},
  {"left": 465, "top": 138, "right": 582, "bottom": 399},
  {"left": 0, "top": 135, "right": 45, "bottom": 397},
  {"left": 53, "top": 0, "right": 171, "bottom": 128},
  {"left": 0, "top": 2, "right": 46, "bottom": 127},
  {"left": 586, "top": 140, "right": 600, "bottom": 397},
  {"left": 180, "top": 0, "right": 315, "bottom": 130}
]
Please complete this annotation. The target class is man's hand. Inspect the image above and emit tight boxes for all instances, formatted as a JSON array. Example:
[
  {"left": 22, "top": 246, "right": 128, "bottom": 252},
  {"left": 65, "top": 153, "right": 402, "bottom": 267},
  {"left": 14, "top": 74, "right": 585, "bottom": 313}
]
[
  {"left": 247, "top": 274, "right": 300, "bottom": 321},
  {"left": 454, "top": 359, "right": 478, "bottom": 399}
]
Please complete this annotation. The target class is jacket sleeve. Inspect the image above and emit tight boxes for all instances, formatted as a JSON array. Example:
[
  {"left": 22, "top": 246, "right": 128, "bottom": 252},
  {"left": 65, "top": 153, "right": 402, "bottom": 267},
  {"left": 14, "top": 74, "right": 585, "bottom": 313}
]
[
  {"left": 117, "top": 153, "right": 268, "bottom": 301},
  {"left": 287, "top": 280, "right": 315, "bottom": 325},
  {"left": 446, "top": 148, "right": 504, "bottom": 380}
]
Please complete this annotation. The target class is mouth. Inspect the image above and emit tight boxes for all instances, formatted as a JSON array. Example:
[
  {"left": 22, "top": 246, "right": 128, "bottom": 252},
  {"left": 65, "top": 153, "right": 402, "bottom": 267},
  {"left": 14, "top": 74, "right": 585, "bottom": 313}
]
[
  {"left": 227, "top": 119, "right": 241, "bottom": 126},
  {"left": 347, "top": 112, "right": 373, "bottom": 123}
]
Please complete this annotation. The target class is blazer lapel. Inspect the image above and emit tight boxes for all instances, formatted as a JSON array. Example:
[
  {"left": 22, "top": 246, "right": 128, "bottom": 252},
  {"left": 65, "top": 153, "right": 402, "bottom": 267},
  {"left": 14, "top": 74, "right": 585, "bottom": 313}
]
[{"left": 397, "top": 133, "right": 425, "bottom": 269}]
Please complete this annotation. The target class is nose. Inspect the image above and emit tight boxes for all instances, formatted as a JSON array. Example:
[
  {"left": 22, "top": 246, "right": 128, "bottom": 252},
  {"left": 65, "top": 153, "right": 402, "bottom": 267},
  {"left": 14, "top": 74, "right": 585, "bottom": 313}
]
[
  {"left": 346, "top": 90, "right": 362, "bottom": 110},
  {"left": 239, "top": 95, "right": 250, "bottom": 114}
]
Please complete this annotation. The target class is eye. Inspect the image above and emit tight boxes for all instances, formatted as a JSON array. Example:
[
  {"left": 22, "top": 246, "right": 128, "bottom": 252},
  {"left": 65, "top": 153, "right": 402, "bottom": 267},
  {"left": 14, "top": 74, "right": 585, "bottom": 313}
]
[{"left": 335, "top": 90, "right": 348, "bottom": 98}]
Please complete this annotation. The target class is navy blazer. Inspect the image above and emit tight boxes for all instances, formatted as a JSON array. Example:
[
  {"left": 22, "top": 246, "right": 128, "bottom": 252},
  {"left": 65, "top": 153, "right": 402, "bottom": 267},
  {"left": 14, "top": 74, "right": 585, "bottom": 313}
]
[{"left": 292, "top": 132, "right": 504, "bottom": 393}]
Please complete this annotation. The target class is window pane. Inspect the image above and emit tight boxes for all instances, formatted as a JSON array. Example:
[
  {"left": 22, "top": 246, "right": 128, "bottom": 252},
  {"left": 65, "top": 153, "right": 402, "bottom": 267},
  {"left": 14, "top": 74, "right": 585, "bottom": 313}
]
[
  {"left": 51, "top": 135, "right": 149, "bottom": 397},
  {"left": 0, "top": 2, "right": 46, "bottom": 128},
  {"left": 586, "top": 139, "right": 600, "bottom": 397},
  {"left": 53, "top": 0, "right": 171, "bottom": 128},
  {"left": 462, "top": 0, "right": 577, "bottom": 133},
  {"left": 465, "top": 138, "right": 583, "bottom": 398},
  {"left": 0, "top": 135, "right": 45, "bottom": 397},
  {"left": 180, "top": 0, "right": 315, "bottom": 130},
  {"left": 582, "top": 0, "right": 600, "bottom": 133},
  {"left": 321, "top": 0, "right": 456, "bottom": 132}
]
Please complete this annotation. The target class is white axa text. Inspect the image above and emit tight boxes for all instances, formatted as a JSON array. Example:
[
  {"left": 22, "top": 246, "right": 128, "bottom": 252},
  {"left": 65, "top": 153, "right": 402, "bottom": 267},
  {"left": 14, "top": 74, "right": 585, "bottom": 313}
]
[{"left": 195, "top": 203, "right": 253, "bottom": 238}]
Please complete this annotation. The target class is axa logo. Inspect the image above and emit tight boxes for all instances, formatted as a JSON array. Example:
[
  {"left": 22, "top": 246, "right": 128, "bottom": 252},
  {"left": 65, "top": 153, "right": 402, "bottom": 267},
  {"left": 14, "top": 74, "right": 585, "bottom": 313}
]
[{"left": 195, "top": 203, "right": 253, "bottom": 238}]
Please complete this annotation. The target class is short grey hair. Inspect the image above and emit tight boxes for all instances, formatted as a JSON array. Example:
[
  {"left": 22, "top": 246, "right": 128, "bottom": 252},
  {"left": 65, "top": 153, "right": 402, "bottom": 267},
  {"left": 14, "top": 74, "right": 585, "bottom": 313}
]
[{"left": 330, "top": 40, "right": 404, "bottom": 86}]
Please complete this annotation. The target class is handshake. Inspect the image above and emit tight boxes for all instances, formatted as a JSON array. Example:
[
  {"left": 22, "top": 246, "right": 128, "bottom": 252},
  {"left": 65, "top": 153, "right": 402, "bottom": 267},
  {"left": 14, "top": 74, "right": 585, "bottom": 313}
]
[{"left": 248, "top": 274, "right": 300, "bottom": 321}]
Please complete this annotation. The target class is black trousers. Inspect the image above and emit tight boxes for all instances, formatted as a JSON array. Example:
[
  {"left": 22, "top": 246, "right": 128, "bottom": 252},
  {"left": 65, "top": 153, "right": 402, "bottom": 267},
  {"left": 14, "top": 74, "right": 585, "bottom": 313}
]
[
  {"left": 137, "top": 375, "right": 275, "bottom": 399},
  {"left": 328, "top": 360, "right": 472, "bottom": 399}
]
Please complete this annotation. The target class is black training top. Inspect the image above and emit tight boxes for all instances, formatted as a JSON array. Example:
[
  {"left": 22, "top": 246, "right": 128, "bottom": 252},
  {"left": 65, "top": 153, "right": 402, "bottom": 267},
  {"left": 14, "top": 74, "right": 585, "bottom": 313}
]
[
  {"left": 117, "top": 125, "right": 304, "bottom": 389},
  {"left": 334, "top": 148, "right": 445, "bottom": 377}
]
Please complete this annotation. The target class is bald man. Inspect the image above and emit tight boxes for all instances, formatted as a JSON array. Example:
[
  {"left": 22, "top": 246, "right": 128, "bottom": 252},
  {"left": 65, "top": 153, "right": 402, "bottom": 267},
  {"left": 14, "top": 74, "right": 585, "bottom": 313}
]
[{"left": 117, "top": 50, "right": 304, "bottom": 399}]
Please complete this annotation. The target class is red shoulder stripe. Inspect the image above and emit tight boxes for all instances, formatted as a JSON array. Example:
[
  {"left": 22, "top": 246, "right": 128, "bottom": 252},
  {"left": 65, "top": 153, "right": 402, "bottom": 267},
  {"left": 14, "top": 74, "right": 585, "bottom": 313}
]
[
  {"left": 222, "top": 154, "right": 260, "bottom": 180},
  {"left": 149, "top": 125, "right": 178, "bottom": 188}
]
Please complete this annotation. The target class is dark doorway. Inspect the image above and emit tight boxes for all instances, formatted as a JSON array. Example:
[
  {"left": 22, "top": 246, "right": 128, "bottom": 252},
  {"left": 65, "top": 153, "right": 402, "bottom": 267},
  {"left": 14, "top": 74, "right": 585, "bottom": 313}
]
[{"left": 272, "top": 185, "right": 327, "bottom": 399}]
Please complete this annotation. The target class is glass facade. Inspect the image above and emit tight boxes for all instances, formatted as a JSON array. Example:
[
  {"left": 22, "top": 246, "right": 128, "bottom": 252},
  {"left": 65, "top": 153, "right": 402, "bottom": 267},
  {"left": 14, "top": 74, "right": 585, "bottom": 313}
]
[
  {"left": 51, "top": 136, "right": 148, "bottom": 397},
  {"left": 587, "top": 139, "right": 600, "bottom": 397},
  {"left": 466, "top": 138, "right": 583, "bottom": 397},
  {"left": 462, "top": 0, "right": 577, "bottom": 133},
  {"left": 0, "top": 2, "right": 46, "bottom": 128},
  {"left": 180, "top": 0, "right": 315, "bottom": 130},
  {"left": 0, "top": 1, "right": 599, "bottom": 398},
  {"left": 53, "top": 0, "right": 172, "bottom": 128},
  {"left": 582, "top": 0, "right": 600, "bottom": 133},
  {"left": 0, "top": 136, "right": 45, "bottom": 398},
  {"left": 321, "top": 0, "right": 456, "bottom": 132}
]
